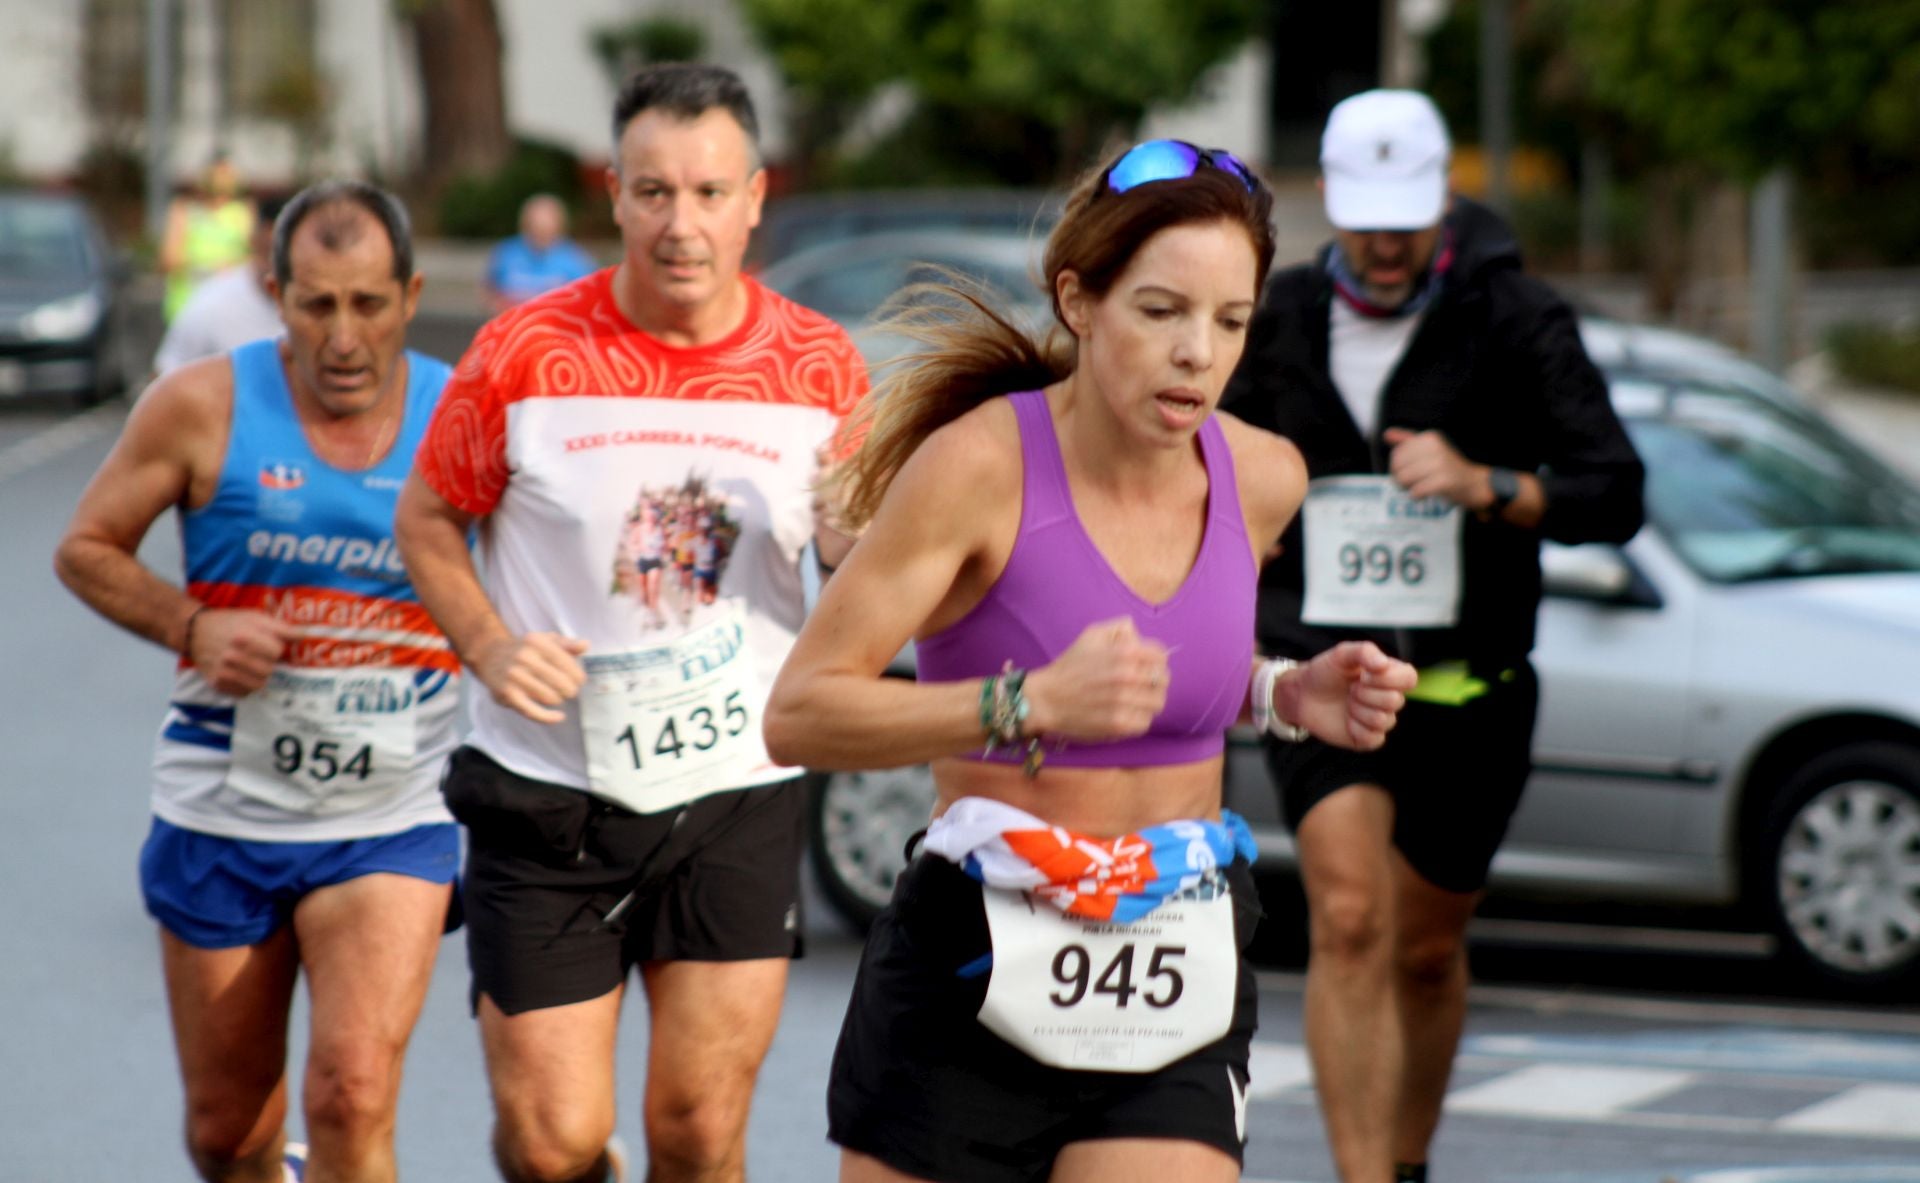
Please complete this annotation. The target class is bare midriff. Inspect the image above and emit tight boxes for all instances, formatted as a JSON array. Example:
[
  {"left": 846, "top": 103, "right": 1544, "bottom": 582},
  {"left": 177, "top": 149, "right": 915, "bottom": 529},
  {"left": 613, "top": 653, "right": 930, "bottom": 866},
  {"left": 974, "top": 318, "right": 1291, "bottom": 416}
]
[{"left": 931, "top": 755, "right": 1225, "bottom": 837}]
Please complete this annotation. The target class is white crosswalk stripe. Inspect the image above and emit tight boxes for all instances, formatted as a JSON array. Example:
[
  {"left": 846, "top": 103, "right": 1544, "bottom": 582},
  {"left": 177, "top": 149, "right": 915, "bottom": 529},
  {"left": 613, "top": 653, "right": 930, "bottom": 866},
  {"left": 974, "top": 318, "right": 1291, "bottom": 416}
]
[
  {"left": 1444, "top": 1062, "right": 1696, "bottom": 1119},
  {"left": 1775, "top": 1084, "right": 1920, "bottom": 1139},
  {"left": 1247, "top": 1041, "right": 1314, "bottom": 1099},
  {"left": 1245, "top": 1040, "right": 1920, "bottom": 1140}
]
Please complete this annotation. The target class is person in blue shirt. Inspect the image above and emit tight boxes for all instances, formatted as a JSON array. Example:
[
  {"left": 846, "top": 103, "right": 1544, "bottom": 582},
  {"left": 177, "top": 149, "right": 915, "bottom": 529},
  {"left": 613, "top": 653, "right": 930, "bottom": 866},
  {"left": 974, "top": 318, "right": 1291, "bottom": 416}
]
[{"left": 485, "top": 193, "right": 597, "bottom": 310}]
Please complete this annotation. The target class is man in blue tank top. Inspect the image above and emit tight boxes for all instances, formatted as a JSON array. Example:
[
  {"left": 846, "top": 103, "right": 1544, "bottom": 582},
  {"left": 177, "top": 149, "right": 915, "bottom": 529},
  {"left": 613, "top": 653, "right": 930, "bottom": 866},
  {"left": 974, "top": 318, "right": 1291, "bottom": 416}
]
[{"left": 54, "top": 181, "right": 461, "bottom": 1183}]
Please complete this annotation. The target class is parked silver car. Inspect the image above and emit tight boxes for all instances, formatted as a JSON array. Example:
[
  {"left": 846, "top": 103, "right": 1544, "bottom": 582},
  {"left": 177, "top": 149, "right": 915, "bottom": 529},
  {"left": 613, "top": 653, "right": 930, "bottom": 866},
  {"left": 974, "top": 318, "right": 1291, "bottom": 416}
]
[{"left": 805, "top": 317, "right": 1920, "bottom": 1000}]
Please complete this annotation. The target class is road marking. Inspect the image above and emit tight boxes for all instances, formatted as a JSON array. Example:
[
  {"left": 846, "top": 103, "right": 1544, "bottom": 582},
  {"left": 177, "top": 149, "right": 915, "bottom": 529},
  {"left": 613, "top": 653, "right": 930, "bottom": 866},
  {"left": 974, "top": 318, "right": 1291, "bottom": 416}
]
[
  {"left": 1443, "top": 1063, "right": 1695, "bottom": 1119},
  {"left": 0, "top": 403, "right": 125, "bottom": 484},
  {"left": 1775, "top": 1084, "right": 1920, "bottom": 1139},
  {"left": 1252, "top": 969, "right": 1920, "bottom": 1036},
  {"left": 1245, "top": 1039, "right": 1920, "bottom": 1141},
  {"left": 1464, "top": 1028, "right": 1920, "bottom": 1086},
  {"left": 1684, "top": 1168, "right": 1920, "bottom": 1182},
  {"left": 1248, "top": 1041, "right": 1314, "bottom": 1099}
]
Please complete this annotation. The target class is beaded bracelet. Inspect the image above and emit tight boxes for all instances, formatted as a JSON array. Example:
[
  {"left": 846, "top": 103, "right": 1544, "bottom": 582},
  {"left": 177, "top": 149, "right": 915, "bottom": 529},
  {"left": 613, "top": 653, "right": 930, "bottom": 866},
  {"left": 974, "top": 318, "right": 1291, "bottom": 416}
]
[{"left": 980, "top": 665, "right": 1046, "bottom": 775}]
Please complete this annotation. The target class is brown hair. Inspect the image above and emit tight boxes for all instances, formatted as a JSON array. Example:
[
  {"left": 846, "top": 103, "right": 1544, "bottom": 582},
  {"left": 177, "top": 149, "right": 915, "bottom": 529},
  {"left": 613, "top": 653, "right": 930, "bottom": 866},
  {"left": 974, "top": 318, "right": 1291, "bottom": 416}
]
[{"left": 830, "top": 153, "right": 1276, "bottom": 530}]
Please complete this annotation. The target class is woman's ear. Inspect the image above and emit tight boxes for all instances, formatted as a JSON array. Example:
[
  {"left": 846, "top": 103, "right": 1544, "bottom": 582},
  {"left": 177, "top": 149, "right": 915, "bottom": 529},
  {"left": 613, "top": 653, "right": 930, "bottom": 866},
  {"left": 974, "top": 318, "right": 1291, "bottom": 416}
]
[{"left": 1055, "top": 269, "right": 1089, "bottom": 339}]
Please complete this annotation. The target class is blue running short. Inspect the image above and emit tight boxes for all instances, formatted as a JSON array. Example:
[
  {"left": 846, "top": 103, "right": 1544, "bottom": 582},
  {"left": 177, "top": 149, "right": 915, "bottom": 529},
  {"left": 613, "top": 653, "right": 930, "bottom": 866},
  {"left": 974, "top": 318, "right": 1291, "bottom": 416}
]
[{"left": 139, "top": 818, "right": 460, "bottom": 949}]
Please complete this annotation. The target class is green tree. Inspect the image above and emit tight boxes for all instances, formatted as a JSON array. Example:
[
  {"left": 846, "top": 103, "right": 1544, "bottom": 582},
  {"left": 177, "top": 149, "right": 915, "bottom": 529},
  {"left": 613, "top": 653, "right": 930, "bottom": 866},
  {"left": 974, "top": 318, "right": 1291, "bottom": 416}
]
[
  {"left": 739, "top": 0, "right": 1260, "bottom": 185},
  {"left": 1542, "top": 0, "right": 1920, "bottom": 309},
  {"left": 591, "top": 16, "right": 708, "bottom": 90},
  {"left": 1552, "top": 0, "right": 1920, "bottom": 179}
]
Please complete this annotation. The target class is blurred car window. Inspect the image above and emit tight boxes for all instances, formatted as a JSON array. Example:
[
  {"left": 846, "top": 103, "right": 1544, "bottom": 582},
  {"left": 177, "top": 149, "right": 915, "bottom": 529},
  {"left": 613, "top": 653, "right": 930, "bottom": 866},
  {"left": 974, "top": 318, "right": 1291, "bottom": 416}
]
[
  {"left": 754, "top": 189, "right": 1059, "bottom": 269},
  {"left": 1616, "top": 379, "right": 1920, "bottom": 582},
  {"left": 778, "top": 252, "right": 1037, "bottom": 325},
  {"left": 0, "top": 200, "right": 90, "bottom": 275},
  {"left": 762, "top": 229, "right": 1049, "bottom": 368}
]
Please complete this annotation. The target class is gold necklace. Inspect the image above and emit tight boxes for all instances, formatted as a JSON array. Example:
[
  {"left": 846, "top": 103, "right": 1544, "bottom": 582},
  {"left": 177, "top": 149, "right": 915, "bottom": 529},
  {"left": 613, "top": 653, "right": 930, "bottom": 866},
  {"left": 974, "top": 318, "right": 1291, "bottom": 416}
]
[{"left": 361, "top": 394, "right": 402, "bottom": 469}]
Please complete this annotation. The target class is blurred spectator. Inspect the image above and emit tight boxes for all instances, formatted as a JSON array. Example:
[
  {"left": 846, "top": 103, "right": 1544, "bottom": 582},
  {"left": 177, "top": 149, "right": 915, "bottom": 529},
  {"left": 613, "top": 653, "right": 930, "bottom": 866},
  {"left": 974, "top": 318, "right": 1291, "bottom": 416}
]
[
  {"left": 159, "top": 152, "right": 257, "bottom": 323},
  {"left": 484, "top": 193, "right": 596, "bottom": 311},
  {"left": 150, "top": 195, "right": 287, "bottom": 377}
]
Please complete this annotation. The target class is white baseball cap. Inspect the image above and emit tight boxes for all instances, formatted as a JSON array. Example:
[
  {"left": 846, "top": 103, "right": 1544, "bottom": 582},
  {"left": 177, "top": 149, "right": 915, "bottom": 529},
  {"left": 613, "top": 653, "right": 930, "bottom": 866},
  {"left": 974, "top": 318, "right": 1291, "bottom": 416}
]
[{"left": 1320, "top": 89, "right": 1451, "bottom": 231}]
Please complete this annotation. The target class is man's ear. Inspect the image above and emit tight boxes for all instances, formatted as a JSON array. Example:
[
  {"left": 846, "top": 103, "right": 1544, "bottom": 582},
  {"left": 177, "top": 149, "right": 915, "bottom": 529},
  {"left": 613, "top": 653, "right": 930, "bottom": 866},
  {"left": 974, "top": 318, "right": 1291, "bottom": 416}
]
[{"left": 402, "top": 271, "right": 426, "bottom": 321}]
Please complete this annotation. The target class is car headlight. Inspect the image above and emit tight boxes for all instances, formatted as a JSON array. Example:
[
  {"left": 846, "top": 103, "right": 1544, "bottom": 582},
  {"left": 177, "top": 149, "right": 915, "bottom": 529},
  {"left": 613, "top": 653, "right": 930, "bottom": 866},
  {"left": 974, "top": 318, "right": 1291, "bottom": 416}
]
[{"left": 20, "top": 291, "right": 103, "bottom": 342}]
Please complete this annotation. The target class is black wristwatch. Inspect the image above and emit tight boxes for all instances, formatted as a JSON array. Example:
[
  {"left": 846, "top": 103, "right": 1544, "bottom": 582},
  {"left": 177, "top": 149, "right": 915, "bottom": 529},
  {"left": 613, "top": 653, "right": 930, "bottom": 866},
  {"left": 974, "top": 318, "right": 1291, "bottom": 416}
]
[{"left": 1485, "top": 467, "right": 1520, "bottom": 515}]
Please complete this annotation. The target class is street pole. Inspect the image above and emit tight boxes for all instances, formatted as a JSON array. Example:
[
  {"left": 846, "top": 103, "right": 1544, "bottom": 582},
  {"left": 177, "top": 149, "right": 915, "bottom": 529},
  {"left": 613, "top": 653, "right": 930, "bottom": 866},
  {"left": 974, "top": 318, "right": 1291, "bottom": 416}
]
[
  {"left": 1750, "top": 168, "right": 1792, "bottom": 372},
  {"left": 144, "top": 0, "right": 173, "bottom": 245},
  {"left": 1579, "top": 140, "right": 1611, "bottom": 273},
  {"left": 1479, "top": 0, "right": 1512, "bottom": 214}
]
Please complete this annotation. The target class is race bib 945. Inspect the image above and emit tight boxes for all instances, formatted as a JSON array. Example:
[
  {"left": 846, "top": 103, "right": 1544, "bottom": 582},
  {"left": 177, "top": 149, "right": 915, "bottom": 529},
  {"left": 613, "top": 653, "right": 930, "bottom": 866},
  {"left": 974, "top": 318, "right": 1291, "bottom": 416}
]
[{"left": 978, "top": 885, "right": 1238, "bottom": 1073}]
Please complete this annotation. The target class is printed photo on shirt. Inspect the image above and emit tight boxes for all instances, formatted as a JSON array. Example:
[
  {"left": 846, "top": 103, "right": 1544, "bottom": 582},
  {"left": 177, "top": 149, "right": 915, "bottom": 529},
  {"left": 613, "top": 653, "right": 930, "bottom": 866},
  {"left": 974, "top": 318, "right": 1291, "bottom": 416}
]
[{"left": 611, "top": 472, "right": 741, "bottom": 632}]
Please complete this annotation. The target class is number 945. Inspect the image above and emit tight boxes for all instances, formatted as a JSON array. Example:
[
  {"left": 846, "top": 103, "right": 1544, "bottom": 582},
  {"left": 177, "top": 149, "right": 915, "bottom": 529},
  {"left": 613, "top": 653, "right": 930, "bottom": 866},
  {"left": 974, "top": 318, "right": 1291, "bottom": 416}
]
[{"left": 1051, "top": 943, "right": 1185, "bottom": 1009}]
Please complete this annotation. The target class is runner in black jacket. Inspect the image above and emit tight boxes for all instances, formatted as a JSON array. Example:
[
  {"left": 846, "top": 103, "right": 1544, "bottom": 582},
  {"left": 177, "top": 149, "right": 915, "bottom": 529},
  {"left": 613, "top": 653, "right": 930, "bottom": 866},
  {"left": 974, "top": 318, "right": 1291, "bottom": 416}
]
[{"left": 1221, "top": 90, "right": 1643, "bottom": 1183}]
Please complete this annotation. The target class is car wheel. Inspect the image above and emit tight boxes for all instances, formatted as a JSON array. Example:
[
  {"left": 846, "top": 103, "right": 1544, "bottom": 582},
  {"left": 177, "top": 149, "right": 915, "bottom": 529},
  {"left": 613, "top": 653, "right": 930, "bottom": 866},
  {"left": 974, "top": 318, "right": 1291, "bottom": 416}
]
[
  {"left": 1763, "top": 742, "right": 1920, "bottom": 997},
  {"left": 807, "top": 764, "right": 938, "bottom": 933}
]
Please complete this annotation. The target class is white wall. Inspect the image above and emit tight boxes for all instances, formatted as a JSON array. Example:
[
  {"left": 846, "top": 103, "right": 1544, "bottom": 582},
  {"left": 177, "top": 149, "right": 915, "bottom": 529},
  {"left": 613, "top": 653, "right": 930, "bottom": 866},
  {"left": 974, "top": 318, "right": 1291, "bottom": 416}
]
[
  {"left": 0, "top": 0, "right": 421, "bottom": 186},
  {"left": 0, "top": 0, "right": 1258, "bottom": 185},
  {"left": 0, "top": 2, "right": 92, "bottom": 178},
  {"left": 315, "top": 0, "right": 424, "bottom": 181},
  {"left": 1138, "top": 41, "right": 1273, "bottom": 168},
  {"left": 495, "top": 0, "right": 791, "bottom": 166}
]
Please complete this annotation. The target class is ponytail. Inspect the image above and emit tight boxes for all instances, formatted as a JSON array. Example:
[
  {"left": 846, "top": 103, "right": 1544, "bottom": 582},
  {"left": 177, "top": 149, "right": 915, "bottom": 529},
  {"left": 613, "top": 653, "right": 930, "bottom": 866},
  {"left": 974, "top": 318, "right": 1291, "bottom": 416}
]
[{"left": 828, "top": 271, "right": 1070, "bottom": 531}]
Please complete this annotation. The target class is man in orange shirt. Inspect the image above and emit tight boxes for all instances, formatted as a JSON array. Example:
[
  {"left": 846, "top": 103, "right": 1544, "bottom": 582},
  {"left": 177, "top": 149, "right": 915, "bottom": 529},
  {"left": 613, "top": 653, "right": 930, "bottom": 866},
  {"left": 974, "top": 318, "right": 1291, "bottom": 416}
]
[{"left": 395, "top": 64, "right": 866, "bottom": 1183}]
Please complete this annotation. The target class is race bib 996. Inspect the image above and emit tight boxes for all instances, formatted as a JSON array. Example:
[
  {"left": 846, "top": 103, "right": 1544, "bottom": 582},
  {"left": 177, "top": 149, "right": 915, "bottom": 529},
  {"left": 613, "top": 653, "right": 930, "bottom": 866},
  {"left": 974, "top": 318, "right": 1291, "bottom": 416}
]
[{"left": 1301, "top": 475, "right": 1462, "bottom": 628}]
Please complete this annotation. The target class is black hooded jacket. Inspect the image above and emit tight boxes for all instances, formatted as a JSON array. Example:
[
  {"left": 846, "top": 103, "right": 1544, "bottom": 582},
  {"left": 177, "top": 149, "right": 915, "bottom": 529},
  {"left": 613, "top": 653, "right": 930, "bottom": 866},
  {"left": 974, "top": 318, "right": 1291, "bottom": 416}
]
[{"left": 1221, "top": 197, "right": 1645, "bottom": 667}]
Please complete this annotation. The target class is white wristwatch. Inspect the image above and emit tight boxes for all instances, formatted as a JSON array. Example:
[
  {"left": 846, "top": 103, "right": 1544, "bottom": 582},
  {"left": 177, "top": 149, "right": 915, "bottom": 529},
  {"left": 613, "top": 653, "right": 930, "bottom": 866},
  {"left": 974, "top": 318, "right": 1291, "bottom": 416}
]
[{"left": 1252, "top": 657, "right": 1308, "bottom": 742}]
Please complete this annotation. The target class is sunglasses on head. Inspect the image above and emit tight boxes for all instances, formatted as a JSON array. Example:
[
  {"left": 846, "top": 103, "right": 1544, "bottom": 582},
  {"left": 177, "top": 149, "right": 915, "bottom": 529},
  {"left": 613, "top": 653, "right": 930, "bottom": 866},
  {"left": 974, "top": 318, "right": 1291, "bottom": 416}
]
[{"left": 1103, "top": 139, "right": 1259, "bottom": 196}]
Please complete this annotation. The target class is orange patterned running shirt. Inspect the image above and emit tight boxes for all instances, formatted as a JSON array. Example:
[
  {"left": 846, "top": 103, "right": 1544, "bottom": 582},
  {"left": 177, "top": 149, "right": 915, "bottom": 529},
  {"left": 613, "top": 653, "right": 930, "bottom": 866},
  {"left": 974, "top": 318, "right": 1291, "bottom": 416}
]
[
  {"left": 419, "top": 269, "right": 866, "bottom": 515},
  {"left": 416, "top": 269, "right": 869, "bottom": 790}
]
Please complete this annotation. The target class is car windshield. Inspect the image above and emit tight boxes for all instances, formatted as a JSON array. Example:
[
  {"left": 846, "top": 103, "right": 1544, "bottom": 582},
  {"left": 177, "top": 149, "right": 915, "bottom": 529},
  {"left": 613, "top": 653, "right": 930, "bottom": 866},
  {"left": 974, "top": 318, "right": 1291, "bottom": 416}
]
[
  {"left": 1614, "top": 377, "right": 1920, "bottom": 582},
  {"left": 778, "top": 251, "right": 1037, "bottom": 325},
  {"left": 0, "top": 201, "right": 88, "bottom": 277}
]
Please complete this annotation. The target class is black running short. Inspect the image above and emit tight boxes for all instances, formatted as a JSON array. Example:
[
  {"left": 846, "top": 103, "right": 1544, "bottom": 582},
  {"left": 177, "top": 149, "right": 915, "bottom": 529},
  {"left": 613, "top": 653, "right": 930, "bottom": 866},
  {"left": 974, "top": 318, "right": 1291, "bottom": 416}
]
[
  {"left": 828, "top": 855, "right": 1262, "bottom": 1183},
  {"left": 442, "top": 745, "right": 805, "bottom": 1016},
  {"left": 1269, "top": 659, "right": 1538, "bottom": 894}
]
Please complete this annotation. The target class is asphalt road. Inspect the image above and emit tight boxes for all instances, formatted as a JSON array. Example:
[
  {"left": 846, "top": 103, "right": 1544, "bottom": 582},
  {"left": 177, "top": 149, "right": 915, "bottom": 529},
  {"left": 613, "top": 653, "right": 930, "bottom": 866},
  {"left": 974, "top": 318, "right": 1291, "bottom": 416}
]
[{"left": 3, "top": 311, "right": 1918, "bottom": 1182}]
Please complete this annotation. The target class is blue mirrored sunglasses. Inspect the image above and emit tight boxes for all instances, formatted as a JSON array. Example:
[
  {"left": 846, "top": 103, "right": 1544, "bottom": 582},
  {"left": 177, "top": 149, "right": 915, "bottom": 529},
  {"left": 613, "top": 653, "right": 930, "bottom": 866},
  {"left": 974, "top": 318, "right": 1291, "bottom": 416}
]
[{"left": 1104, "top": 139, "right": 1258, "bottom": 195}]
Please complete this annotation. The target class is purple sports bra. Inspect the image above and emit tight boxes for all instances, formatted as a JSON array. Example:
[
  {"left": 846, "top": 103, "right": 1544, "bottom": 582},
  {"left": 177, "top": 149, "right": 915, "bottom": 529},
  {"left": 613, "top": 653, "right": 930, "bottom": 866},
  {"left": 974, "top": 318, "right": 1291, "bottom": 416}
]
[{"left": 916, "top": 390, "right": 1256, "bottom": 768}]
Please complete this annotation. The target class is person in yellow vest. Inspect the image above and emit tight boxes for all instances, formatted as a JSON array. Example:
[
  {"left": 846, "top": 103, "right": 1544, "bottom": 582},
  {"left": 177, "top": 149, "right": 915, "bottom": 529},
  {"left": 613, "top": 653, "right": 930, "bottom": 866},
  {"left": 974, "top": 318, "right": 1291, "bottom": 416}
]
[{"left": 160, "top": 153, "right": 257, "bottom": 322}]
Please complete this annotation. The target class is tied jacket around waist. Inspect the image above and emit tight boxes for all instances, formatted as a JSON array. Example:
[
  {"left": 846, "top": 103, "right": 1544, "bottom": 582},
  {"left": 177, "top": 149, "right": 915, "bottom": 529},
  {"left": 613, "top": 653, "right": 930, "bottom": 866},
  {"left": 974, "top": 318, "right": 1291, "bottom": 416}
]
[{"left": 1221, "top": 197, "right": 1646, "bottom": 668}]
